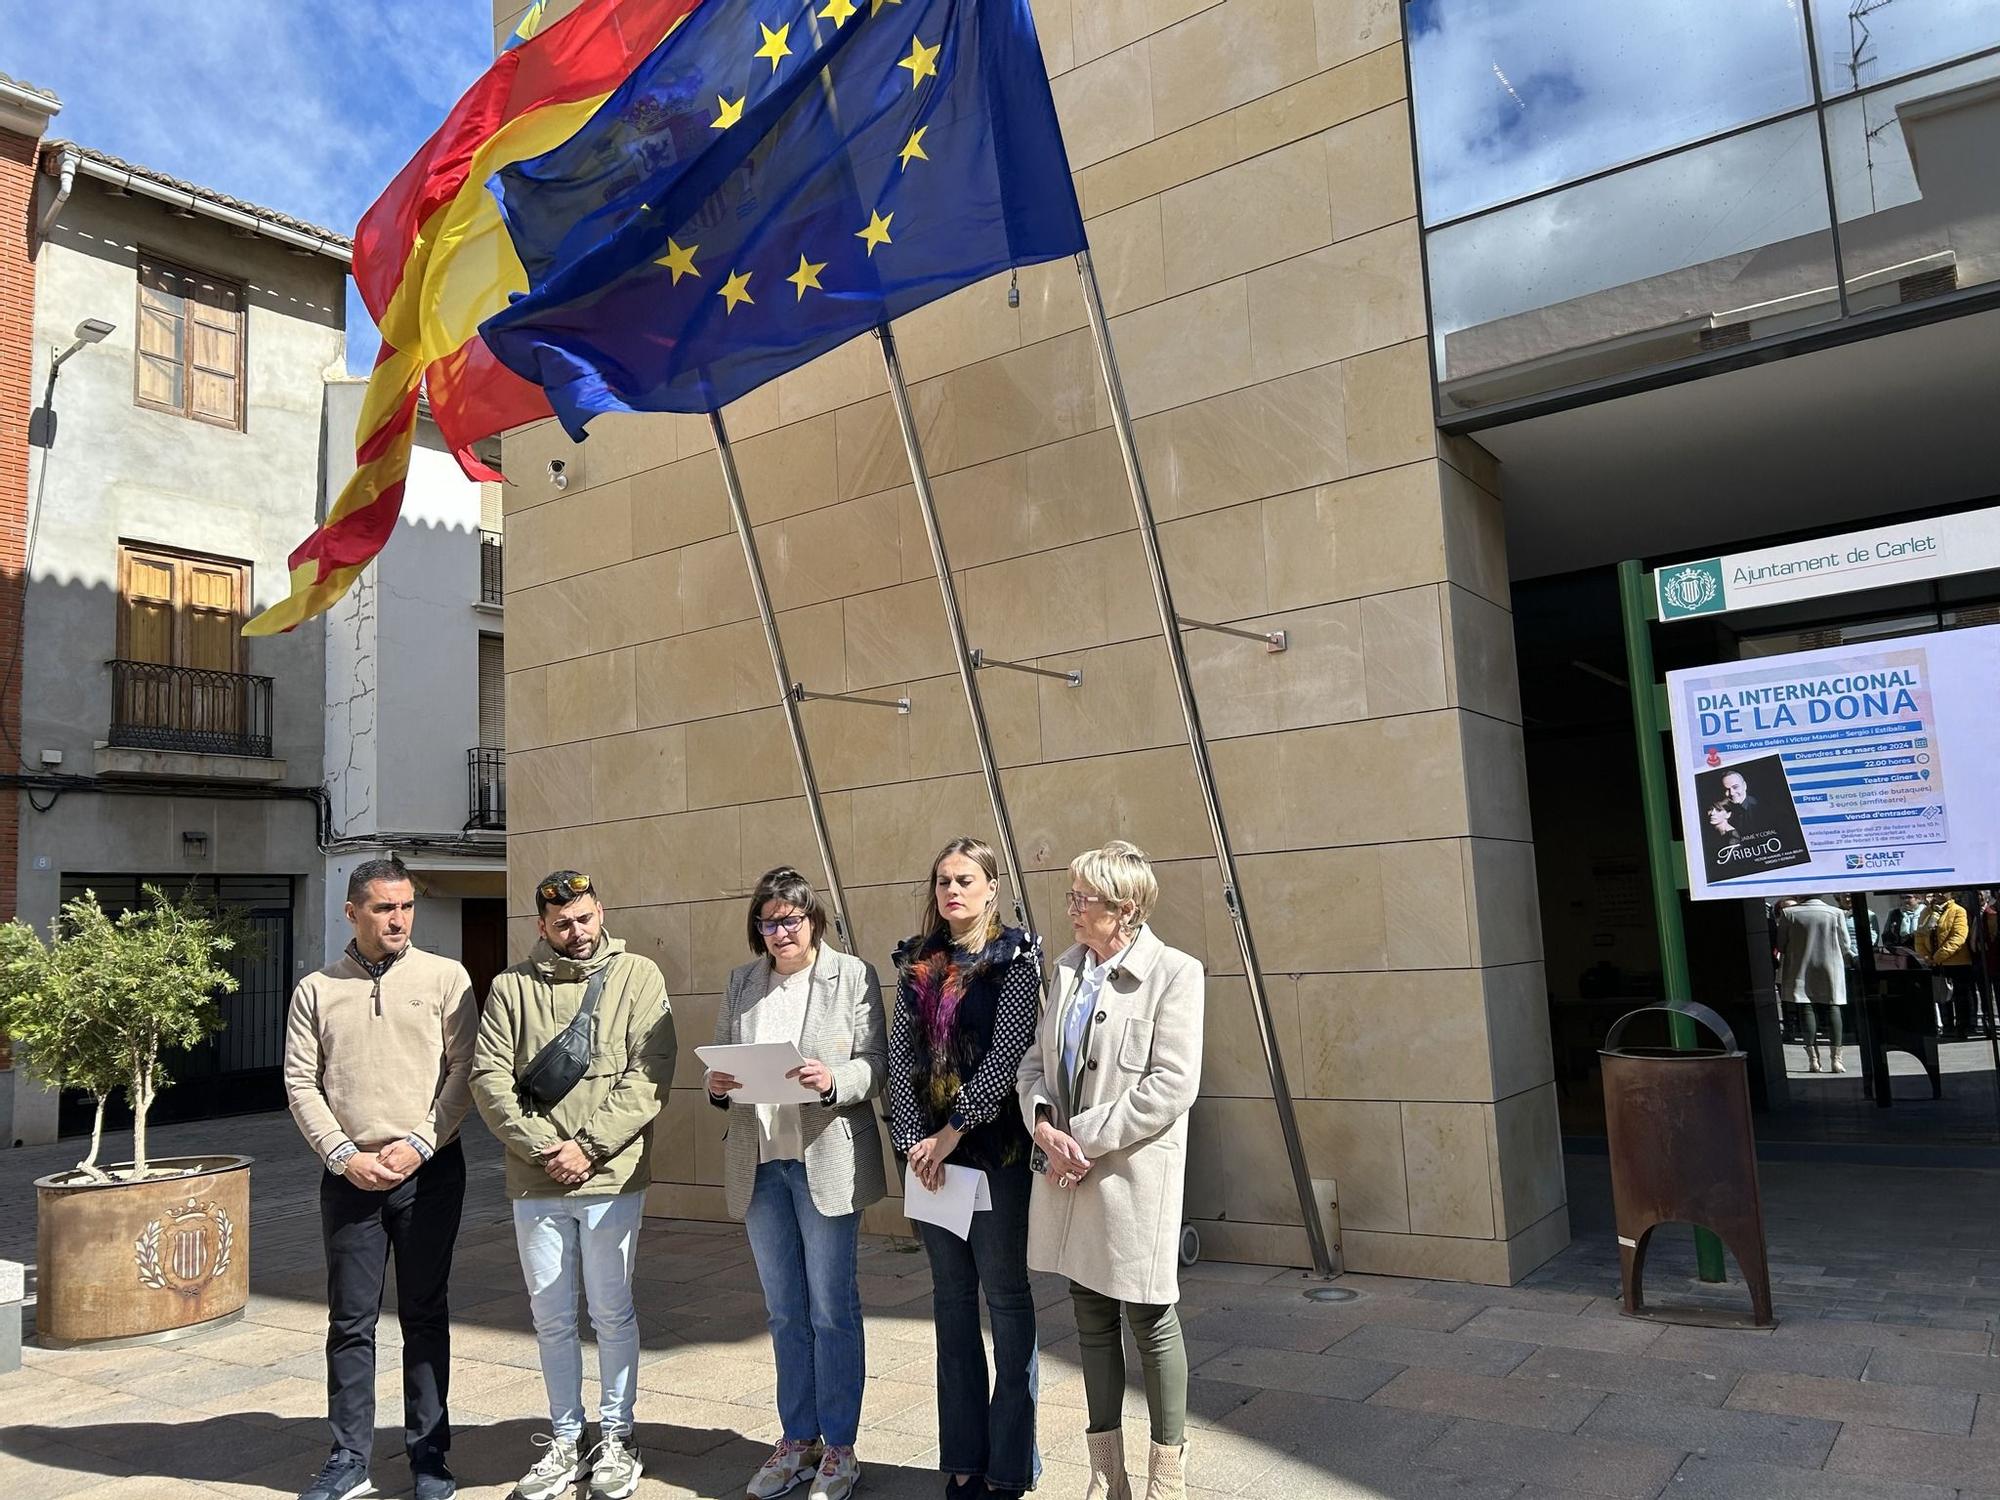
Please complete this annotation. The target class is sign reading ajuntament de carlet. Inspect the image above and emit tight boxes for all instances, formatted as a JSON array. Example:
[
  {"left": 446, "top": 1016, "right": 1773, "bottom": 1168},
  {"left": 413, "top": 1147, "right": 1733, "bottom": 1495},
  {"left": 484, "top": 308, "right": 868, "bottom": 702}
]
[{"left": 1655, "top": 507, "right": 2000, "bottom": 622}]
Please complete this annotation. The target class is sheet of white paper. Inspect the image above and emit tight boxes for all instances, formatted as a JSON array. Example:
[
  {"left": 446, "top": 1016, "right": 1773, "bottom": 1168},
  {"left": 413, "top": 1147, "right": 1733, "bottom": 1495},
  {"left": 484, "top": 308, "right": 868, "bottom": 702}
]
[
  {"left": 902, "top": 1163, "right": 990, "bottom": 1241},
  {"left": 693, "top": 1042, "right": 818, "bottom": 1105}
]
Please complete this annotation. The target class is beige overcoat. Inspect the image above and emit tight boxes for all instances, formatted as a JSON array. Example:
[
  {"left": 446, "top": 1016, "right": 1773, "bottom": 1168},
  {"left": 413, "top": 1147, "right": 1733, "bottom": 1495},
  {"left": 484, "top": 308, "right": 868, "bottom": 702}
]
[{"left": 1018, "top": 925, "right": 1204, "bottom": 1306}]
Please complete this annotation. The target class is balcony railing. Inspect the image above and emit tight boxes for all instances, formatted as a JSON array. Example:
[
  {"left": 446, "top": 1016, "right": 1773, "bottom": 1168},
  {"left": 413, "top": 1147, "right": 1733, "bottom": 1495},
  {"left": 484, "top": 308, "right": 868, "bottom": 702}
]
[
  {"left": 468, "top": 746, "right": 506, "bottom": 830},
  {"left": 108, "top": 660, "right": 274, "bottom": 758},
  {"left": 479, "top": 528, "right": 503, "bottom": 605}
]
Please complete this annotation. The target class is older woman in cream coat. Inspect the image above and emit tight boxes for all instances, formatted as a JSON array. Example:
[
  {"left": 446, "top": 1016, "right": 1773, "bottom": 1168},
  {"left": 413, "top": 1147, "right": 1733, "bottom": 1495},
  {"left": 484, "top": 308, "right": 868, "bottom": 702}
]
[{"left": 1018, "top": 841, "right": 1203, "bottom": 1500}]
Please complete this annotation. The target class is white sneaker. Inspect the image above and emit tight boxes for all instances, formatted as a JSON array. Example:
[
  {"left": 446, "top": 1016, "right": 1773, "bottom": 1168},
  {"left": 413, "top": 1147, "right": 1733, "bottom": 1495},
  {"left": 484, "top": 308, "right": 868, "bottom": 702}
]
[
  {"left": 513, "top": 1434, "right": 581, "bottom": 1500},
  {"left": 587, "top": 1431, "right": 643, "bottom": 1500},
  {"left": 748, "top": 1438, "right": 823, "bottom": 1498},
  {"left": 808, "top": 1444, "right": 859, "bottom": 1500}
]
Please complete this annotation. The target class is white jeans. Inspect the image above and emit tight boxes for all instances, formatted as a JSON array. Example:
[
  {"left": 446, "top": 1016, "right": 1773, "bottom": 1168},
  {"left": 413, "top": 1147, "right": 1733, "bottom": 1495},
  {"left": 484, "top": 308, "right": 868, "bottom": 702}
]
[{"left": 512, "top": 1191, "right": 645, "bottom": 1441}]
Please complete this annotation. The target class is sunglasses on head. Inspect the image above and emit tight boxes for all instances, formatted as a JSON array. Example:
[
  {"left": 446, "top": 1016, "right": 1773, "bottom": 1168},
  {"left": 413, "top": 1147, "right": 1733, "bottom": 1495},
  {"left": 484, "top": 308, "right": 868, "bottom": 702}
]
[{"left": 538, "top": 873, "right": 594, "bottom": 904}]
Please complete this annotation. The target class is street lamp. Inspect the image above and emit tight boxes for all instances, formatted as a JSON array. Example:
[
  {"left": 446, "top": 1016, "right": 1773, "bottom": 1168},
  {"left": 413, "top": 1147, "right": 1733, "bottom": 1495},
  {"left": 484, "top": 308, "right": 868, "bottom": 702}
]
[{"left": 28, "top": 317, "right": 116, "bottom": 449}]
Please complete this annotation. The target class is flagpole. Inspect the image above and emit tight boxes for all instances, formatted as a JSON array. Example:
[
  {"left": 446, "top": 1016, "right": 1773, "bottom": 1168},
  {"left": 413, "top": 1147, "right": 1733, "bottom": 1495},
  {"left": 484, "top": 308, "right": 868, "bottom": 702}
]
[
  {"left": 1074, "top": 250, "right": 1336, "bottom": 1278},
  {"left": 874, "top": 325, "right": 1043, "bottom": 950},
  {"left": 708, "top": 410, "right": 858, "bottom": 950}
]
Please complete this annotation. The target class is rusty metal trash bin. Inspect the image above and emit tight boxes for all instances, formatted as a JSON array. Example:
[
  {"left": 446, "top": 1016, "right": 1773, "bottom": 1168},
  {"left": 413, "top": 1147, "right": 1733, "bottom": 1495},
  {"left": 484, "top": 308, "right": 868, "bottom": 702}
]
[{"left": 1601, "top": 1003, "right": 1774, "bottom": 1328}]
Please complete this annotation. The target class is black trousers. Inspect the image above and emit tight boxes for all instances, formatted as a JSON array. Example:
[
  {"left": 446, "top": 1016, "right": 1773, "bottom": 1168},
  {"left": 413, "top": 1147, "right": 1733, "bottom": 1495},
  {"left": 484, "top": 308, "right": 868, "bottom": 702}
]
[{"left": 320, "top": 1137, "right": 465, "bottom": 1463}]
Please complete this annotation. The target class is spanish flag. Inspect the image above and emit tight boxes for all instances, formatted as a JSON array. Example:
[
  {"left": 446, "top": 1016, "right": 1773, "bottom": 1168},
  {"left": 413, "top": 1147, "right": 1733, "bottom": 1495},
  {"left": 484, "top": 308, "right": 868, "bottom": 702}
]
[{"left": 246, "top": 0, "right": 702, "bottom": 635}]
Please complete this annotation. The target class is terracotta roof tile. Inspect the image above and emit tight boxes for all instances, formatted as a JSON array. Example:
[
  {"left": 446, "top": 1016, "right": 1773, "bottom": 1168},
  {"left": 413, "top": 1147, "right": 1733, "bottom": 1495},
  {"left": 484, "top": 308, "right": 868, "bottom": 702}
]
[{"left": 41, "top": 138, "right": 353, "bottom": 249}]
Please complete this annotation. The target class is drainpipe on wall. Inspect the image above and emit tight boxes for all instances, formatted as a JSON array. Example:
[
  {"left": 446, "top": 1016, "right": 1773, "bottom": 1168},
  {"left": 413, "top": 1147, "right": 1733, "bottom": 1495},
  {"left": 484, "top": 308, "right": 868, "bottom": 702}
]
[{"left": 35, "top": 143, "right": 76, "bottom": 241}]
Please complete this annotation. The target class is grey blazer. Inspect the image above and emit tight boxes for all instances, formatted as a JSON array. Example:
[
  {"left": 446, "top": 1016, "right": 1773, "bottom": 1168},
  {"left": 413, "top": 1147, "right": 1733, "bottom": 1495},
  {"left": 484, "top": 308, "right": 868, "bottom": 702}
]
[{"left": 711, "top": 946, "right": 888, "bottom": 1221}]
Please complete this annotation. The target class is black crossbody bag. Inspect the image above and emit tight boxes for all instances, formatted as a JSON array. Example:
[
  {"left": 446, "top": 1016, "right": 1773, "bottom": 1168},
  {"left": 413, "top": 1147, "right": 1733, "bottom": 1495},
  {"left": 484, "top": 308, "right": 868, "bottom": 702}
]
[{"left": 516, "top": 963, "right": 611, "bottom": 1110}]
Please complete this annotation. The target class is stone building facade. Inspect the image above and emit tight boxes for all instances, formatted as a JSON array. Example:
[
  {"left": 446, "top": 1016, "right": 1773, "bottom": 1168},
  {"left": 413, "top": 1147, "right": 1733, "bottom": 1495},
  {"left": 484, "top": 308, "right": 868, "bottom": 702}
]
[{"left": 491, "top": 0, "right": 1565, "bottom": 1284}]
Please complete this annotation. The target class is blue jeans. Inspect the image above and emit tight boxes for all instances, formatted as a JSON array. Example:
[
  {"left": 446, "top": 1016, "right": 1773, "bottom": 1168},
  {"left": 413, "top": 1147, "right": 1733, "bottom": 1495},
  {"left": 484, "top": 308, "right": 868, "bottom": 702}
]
[
  {"left": 744, "top": 1159, "right": 865, "bottom": 1447},
  {"left": 916, "top": 1161, "right": 1039, "bottom": 1492},
  {"left": 512, "top": 1191, "right": 645, "bottom": 1441}
]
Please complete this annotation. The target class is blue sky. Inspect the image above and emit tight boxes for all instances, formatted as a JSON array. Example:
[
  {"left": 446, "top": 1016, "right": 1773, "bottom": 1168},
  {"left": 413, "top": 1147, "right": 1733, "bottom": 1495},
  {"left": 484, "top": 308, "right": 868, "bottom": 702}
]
[{"left": 7, "top": 1, "right": 496, "bottom": 372}]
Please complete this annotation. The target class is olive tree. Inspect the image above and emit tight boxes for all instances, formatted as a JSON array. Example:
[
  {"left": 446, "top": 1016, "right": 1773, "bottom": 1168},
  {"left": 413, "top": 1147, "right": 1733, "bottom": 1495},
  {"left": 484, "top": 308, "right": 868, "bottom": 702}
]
[{"left": 0, "top": 888, "right": 237, "bottom": 1180}]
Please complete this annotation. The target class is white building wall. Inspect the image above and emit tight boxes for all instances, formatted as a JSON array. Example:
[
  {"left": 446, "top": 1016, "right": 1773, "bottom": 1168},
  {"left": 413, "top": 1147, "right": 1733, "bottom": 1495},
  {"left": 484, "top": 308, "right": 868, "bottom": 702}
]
[
  {"left": 320, "top": 382, "right": 500, "bottom": 969},
  {"left": 9, "top": 176, "right": 346, "bottom": 1144}
]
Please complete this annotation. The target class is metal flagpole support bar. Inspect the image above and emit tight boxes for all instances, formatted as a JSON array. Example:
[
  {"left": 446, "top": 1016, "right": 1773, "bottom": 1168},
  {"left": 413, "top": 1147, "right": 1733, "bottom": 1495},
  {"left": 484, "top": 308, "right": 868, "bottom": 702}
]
[
  {"left": 708, "top": 410, "right": 858, "bottom": 949},
  {"left": 969, "top": 648, "right": 1082, "bottom": 687},
  {"left": 791, "top": 683, "right": 910, "bottom": 714},
  {"left": 1075, "top": 250, "right": 1337, "bottom": 1279},
  {"left": 1178, "top": 615, "right": 1288, "bottom": 653},
  {"left": 875, "top": 323, "right": 1044, "bottom": 940}
]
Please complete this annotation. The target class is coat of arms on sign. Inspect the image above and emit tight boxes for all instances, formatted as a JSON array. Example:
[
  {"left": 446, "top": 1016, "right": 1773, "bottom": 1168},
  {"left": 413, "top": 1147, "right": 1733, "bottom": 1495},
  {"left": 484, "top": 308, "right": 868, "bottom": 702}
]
[{"left": 135, "top": 1196, "right": 234, "bottom": 1297}]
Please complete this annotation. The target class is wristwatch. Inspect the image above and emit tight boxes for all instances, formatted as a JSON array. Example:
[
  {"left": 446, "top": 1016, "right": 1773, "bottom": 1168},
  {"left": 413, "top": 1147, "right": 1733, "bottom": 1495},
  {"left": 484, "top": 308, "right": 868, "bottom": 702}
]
[{"left": 326, "top": 1142, "right": 359, "bottom": 1174}]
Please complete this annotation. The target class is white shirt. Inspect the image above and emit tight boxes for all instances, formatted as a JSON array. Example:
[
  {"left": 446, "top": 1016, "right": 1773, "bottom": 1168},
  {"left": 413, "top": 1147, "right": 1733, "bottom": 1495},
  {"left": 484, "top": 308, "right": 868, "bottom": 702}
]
[
  {"left": 1061, "top": 932, "right": 1136, "bottom": 1096},
  {"left": 744, "top": 959, "right": 814, "bottom": 1163}
]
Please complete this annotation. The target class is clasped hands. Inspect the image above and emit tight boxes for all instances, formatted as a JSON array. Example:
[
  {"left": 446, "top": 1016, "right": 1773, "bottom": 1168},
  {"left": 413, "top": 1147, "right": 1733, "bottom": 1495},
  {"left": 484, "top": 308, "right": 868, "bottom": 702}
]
[
  {"left": 1035, "top": 1119, "right": 1092, "bottom": 1189},
  {"left": 537, "top": 1138, "right": 595, "bottom": 1187},
  {"left": 340, "top": 1138, "right": 423, "bottom": 1191}
]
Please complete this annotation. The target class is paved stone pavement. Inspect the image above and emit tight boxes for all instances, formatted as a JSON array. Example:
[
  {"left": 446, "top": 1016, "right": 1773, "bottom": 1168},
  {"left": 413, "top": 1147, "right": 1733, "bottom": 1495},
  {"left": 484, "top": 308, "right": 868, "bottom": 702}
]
[{"left": 2, "top": 1112, "right": 1997, "bottom": 1499}]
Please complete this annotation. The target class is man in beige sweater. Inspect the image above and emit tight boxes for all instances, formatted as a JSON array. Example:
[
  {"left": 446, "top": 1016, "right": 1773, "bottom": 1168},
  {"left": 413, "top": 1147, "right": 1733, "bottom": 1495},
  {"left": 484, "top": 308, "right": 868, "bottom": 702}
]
[
  {"left": 284, "top": 856, "right": 478, "bottom": 1500},
  {"left": 471, "top": 869, "right": 675, "bottom": 1500}
]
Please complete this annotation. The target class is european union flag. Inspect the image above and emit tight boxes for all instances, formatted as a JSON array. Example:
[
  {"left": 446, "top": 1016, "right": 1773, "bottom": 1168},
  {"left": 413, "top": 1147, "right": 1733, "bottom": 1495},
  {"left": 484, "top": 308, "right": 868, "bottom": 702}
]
[{"left": 479, "top": 0, "right": 1085, "bottom": 433}]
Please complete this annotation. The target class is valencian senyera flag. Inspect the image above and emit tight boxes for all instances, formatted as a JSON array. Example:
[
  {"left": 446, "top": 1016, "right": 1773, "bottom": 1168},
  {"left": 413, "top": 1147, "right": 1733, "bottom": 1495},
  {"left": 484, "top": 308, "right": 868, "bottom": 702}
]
[
  {"left": 246, "top": 0, "right": 702, "bottom": 635},
  {"left": 479, "top": 0, "right": 1086, "bottom": 433}
]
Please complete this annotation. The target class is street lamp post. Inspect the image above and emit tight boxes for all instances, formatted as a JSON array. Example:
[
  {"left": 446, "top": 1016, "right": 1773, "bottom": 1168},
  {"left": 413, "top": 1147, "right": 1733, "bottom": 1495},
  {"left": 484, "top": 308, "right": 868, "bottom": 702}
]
[{"left": 27, "top": 317, "right": 116, "bottom": 451}]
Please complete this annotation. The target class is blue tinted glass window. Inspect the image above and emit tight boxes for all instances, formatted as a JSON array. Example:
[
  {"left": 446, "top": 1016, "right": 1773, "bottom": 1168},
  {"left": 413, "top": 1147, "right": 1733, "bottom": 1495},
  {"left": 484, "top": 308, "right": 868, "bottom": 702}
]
[{"left": 1408, "top": 0, "right": 1816, "bottom": 223}]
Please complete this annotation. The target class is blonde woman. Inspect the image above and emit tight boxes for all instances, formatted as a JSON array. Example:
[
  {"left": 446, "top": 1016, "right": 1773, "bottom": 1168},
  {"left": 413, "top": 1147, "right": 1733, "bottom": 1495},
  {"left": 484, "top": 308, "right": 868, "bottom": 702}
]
[
  {"left": 708, "top": 867, "right": 886, "bottom": 1500},
  {"left": 889, "top": 838, "right": 1043, "bottom": 1498},
  {"left": 1019, "top": 841, "right": 1203, "bottom": 1500}
]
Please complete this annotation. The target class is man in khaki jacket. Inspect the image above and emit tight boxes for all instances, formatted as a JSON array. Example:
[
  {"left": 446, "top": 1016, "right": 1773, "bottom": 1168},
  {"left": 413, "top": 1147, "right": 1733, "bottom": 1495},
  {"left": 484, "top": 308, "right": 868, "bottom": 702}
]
[
  {"left": 471, "top": 870, "right": 675, "bottom": 1500},
  {"left": 284, "top": 855, "right": 478, "bottom": 1500}
]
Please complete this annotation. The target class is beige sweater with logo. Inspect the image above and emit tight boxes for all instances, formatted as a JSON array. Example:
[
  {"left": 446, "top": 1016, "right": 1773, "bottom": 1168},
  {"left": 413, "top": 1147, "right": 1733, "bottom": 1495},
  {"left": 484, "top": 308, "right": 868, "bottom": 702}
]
[{"left": 283, "top": 946, "right": 479, "bottom": 1161}]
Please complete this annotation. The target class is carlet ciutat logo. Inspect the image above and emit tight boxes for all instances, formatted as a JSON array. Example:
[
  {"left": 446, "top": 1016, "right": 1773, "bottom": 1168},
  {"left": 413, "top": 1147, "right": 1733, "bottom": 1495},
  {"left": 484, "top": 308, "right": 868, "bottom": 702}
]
[
  {"left": 135, "top": 1196, "right": 234, "bottom": 1298},
  {"left": 1659, "top": 561, "right": 1725, "bottom": 619}
]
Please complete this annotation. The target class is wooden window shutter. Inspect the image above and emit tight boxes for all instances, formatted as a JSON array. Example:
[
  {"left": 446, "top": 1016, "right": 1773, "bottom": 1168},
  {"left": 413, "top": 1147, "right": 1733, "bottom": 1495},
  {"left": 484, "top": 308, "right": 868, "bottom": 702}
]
[
  {"left": 478, "top": 635, "right": 505, "bottom": 749},
  {"left": 479, "top": 482, "right": 503, "bottom": 533},
  {"left": 121, "top": 552, "right": 177, "bottom": 665},
  {"left": 117, "top": 544, "right": 248, "bottom": 672},
  {"left": 183, "top": 560, "right": 243, "bottom": 672},
  {"left": 187, "top": 274, "right": 243, "bottom": 428},
  {"left": 136, "top": 259, "right": 186, "bottom": 412},
  {"left": 134, "top": 254, "right": 245, "bottom": 429}
]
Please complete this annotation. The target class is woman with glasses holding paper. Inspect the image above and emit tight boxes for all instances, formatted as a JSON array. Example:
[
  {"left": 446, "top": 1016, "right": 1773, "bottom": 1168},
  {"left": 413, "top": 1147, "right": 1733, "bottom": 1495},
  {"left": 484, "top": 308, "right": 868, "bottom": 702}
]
[
  {"left": 707, "top": 866, "right": 886, "bottom": 1500},
  {"left": 1020, "top": 841, "right": 1204, "bottom": 1500},
  {"left": 889, "top": 837, "right": 1043, "bottom": 1500}
]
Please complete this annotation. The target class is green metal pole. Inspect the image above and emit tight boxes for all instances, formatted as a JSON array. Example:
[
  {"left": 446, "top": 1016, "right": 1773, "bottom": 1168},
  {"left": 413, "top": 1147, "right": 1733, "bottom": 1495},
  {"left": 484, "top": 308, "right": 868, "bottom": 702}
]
[{"left": 1617, "top": 559, "right": 1729, "bottom": 1284}]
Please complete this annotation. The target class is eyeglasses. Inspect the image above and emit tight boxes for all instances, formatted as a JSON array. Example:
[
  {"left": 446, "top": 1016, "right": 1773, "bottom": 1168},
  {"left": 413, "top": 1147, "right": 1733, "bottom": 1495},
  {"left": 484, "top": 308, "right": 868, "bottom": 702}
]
[
  {"left": 757, "top": 914, "right": 808, "bottom": 936},
  {"left": 1063, "top": 892, "right": 1111, "bottom": 912},
  {"left": 537, "top": 872, "right": 593, "bottom": 904}
]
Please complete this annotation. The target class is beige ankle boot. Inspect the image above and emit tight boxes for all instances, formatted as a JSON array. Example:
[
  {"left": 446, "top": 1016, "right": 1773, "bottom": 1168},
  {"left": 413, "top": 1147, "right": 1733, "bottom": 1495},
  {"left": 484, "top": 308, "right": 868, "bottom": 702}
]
[
  {"left": 1083, "top": 1428, "right": 1131, "bottom": 1500},
  {"left": 1144, "top": 1439, "right": 1187, "bottom": 1500}
]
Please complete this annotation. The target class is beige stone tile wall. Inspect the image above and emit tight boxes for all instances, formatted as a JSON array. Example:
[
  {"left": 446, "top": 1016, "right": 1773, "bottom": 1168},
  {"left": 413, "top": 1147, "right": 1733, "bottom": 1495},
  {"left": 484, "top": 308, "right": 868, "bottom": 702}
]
[{"left": 493, "top": 0, "right": 1563, "bottom": 1283}]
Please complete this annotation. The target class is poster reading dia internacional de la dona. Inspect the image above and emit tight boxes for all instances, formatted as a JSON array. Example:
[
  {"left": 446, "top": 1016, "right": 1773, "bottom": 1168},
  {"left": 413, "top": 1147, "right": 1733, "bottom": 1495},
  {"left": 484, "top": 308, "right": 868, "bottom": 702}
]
[{"left": 1666, "top": 625, "right": 2000, "bottom": 901}]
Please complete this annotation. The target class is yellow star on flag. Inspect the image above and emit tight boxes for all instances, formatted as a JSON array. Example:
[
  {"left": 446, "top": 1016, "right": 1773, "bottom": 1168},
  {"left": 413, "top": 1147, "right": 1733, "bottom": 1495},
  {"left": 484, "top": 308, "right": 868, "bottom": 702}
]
[
  {"left": 897, "top": 35, "right": 941, "bottom": 89},
  {"left": 712, "top": 94, "right": 745, "bottom": 129},
  {"left": 818, "top": 0, "right": 858, "bottom": 25},
  {"left": 786, "top": 253, "right": 828, "bottom": 300},
  {"left": 718, "top": 269, "right": 755, "bottom": 313},
  {"left": 870, "top": 0, "right": 901, "bottom": 13},
  {"left": 654, "top": 238, "right": 700, "bottom": 284},
  {"left": 898, "top": 126, "right": 929, "bottom": 170},
  {"left": 755, "top": 21, "right": 792, "bottom": 70},
  {"left": 856, "top": 209, "right": 894, "bottom": 256}
]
